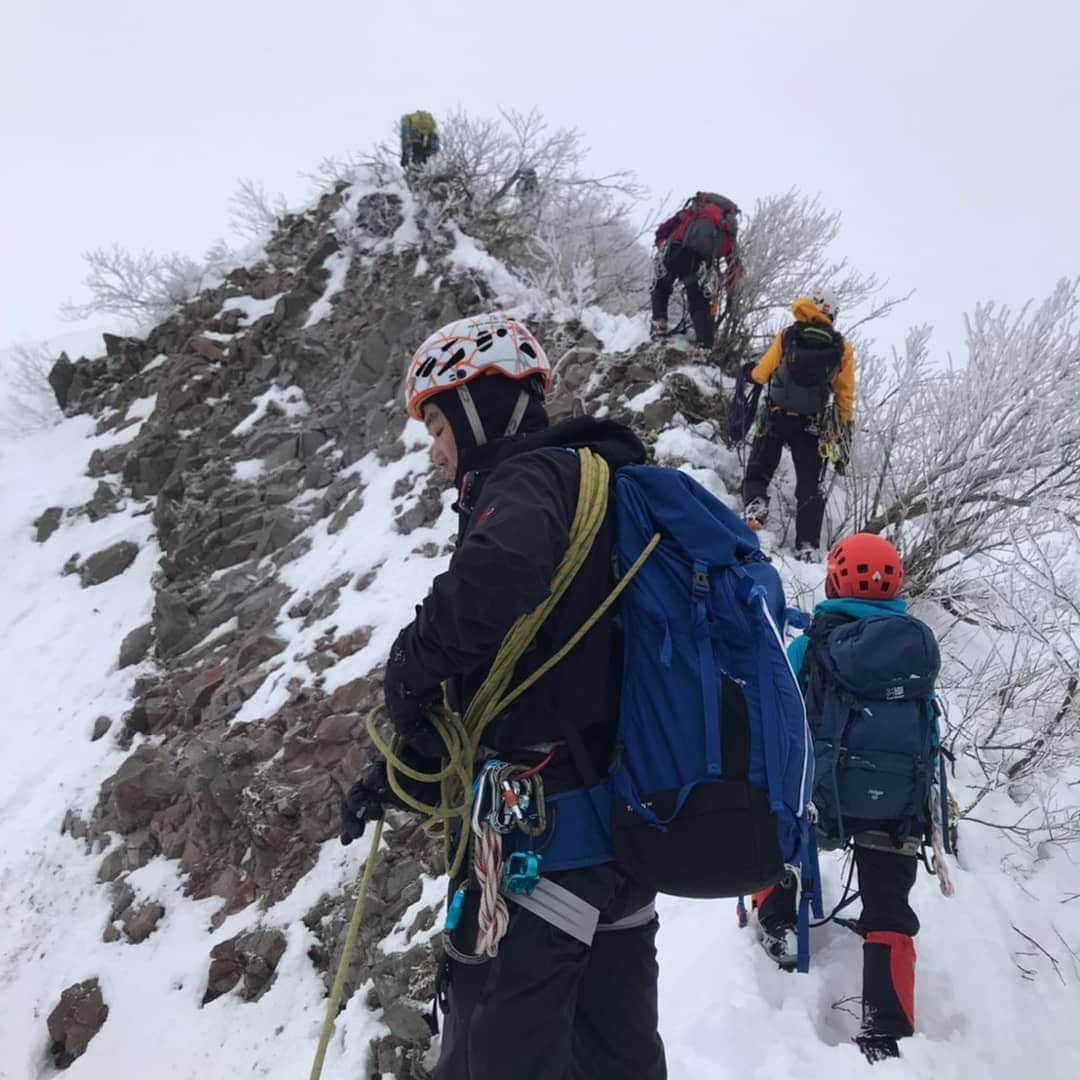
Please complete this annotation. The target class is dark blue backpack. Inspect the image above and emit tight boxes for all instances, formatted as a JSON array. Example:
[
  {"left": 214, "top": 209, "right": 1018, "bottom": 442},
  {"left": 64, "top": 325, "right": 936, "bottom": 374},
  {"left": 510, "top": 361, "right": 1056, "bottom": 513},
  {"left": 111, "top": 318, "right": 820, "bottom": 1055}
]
[{"left": 809, "top": 614, "right": 940, "bottom": 843}]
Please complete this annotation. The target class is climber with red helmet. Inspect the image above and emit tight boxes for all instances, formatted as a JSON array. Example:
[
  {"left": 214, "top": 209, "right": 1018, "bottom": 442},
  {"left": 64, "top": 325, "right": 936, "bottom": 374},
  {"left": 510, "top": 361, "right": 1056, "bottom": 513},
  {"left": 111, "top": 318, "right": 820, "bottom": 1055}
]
[
  {"left": 749, "top": 533, "right": 945, "bottom": 1064},
  {"left": 339, "top": 313, "right": 666, "bottom": 1080},
  {"left": 740, "top": 290, "right": 855, "bottom": 560}
]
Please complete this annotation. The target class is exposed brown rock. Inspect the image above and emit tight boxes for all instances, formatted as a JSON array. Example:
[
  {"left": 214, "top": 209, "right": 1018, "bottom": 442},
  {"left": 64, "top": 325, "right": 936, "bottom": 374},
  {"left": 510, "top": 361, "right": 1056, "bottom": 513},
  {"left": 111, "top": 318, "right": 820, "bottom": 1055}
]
[
  {"left": 33, "top": 506, "right": 63, "bottom": 542},
  {"left": 329, "top": 677, "right": 377, "bottom": 714},
  {"left": 78, "top": 540, "right": 139, "bottom": 587},
  {"left": 118, "top": 623, "right": 154, "bottom": 669},
  {"left": 121, "top": 901, "right": 166, "bottom": 944},
  {"left": 202, "top": 927, "right": 287, "bottom": 1005},
  {"left": 46, "top": 978, "right": 108, "bottom": 1068}
]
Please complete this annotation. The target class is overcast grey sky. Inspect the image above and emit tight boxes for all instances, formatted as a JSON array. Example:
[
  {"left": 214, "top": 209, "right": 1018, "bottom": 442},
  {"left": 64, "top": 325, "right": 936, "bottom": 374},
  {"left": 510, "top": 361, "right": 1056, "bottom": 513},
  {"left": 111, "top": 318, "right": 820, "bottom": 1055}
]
[{"left": 3, "top": 0, "right": 1078, "bottom": 359}]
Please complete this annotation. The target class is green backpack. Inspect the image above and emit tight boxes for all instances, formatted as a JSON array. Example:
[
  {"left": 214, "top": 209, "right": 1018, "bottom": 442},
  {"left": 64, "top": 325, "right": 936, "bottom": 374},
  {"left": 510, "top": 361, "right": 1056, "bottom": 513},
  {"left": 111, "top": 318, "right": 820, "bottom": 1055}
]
[
  {"left": 768, "top": 323, "right": 844, "bottom": 416},
  {"left": 402, "top": 110, "right": 437, "bottom": 147}
]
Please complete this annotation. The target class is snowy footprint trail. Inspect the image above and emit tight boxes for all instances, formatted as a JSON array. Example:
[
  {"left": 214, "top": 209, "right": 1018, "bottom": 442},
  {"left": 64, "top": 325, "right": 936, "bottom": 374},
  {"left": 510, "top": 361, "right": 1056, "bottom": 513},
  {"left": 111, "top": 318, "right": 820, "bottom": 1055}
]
[{"left": 658, "top": 803, "right": 1080, "bottom": 1078}]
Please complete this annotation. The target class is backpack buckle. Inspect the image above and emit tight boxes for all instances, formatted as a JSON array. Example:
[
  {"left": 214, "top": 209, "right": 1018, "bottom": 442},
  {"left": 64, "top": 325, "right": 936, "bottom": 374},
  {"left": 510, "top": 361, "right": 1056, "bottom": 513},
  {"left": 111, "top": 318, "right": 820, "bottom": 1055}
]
[{"left": 691, "top": 561, "right": 709, "bottom": 596}]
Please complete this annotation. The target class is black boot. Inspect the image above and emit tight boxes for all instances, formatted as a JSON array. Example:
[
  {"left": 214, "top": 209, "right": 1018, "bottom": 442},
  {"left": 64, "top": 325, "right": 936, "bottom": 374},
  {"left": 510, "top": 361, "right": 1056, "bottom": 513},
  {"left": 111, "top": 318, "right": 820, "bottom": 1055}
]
[{"left": 855, "top": 1035, "right": 900, "bottom": 1064}]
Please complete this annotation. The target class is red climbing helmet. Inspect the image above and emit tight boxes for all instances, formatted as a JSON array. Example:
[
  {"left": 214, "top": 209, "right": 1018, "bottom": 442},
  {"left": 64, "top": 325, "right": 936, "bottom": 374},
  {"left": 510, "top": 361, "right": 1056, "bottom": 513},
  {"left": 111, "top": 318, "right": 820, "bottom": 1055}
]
[{"left": 825, "top": 533, "right": 904, "bottom": 599}]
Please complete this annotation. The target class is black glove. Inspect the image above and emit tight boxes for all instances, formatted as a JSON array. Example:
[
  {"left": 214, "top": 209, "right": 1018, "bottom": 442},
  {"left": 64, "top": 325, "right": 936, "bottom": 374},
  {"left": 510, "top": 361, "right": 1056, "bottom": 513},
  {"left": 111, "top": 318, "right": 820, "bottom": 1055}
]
[
  {"left": 384, "top": 673, "right": 444, "bottom": 757},
  {"left": 384, "top": 630, "right": 445, "bottom": 757},
  {"left": 340, "top": 761, "right": 388, "bottom": 845},
  {"left": 741, "top": 361, "right": 757, "bottom": 382}
]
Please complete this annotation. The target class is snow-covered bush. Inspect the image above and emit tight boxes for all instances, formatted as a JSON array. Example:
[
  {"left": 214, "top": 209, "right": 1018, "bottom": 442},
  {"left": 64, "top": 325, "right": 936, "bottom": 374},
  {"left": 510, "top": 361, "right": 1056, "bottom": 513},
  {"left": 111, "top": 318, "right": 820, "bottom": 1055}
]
[
  {"left": 341, "top": 108, "right": 651, "bottom": 316},
  {"left": 714, "top": 190, "right": 899, "bottom": 370},
  {"left": 228, "top": 178, "right": 289, "bottom": 241},
  {"left": 432, "top": 109, "right": 650, "bottom": 315},
  {"left": 60, "top": 245, "right": 222, "bottom": 327},
  {"left": 937, "top": 530, "right": 1080, "bottom": 850},
  {"left": 60, "top": 177, "right": 287, "bottom": 330},
  {"left": 842, "top": 278, "right": 1080, "bottom": 595},
  {"left": 0, "top": 343, "right": 62, "bottom": 435}
]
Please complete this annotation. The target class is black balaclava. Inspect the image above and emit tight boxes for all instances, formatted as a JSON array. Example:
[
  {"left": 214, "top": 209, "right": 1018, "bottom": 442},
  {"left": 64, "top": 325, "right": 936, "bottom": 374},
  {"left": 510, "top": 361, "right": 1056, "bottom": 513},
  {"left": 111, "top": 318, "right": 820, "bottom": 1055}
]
[{"left": 433, "top": 374, "right": 549, "bottom": 485}]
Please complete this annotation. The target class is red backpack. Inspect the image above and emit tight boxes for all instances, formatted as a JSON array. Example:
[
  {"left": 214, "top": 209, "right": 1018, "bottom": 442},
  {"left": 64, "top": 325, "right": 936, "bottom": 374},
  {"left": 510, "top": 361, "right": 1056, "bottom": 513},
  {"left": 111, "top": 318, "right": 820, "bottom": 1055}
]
[{"left": 668, "top": 192, "right": 739, "bottom": 259}]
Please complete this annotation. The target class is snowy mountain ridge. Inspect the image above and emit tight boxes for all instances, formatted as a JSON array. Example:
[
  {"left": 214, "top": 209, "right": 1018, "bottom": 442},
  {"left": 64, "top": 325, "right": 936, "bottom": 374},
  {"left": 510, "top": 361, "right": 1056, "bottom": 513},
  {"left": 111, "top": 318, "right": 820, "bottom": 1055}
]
[{"left": 1, "top": 159, "right": 1079, "bottom": 1080}]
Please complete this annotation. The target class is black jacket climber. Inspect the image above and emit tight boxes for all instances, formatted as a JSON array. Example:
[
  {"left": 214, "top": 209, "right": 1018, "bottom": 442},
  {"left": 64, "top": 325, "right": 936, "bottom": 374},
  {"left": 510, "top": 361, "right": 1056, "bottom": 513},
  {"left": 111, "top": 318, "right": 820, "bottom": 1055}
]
[{"left": 390, "top": 415, "right": 646, "bottom": 790}]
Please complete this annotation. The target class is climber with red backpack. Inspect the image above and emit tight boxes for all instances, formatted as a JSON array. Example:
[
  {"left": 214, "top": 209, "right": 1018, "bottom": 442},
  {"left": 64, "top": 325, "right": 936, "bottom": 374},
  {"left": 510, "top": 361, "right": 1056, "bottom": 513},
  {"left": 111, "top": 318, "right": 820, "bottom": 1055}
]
[
  {"left": 740, "top": 290, "right": 855, "bottom": 560},
  {"left": 650, "top": 192, "right": 742, "bottom": 353}
]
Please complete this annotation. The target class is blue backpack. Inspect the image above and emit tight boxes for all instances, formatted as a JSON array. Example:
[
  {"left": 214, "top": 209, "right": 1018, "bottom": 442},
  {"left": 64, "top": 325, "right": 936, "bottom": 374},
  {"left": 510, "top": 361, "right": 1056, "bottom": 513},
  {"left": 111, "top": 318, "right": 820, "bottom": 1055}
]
[
  {"left": 608, "top": 467, "right": 814, "bottom": 898},
  {"left": 807, "top": 613, "right": 940, "bottom": 843},
  {"left": 528, "top": 465, "right": 819, "bottom": 954}
]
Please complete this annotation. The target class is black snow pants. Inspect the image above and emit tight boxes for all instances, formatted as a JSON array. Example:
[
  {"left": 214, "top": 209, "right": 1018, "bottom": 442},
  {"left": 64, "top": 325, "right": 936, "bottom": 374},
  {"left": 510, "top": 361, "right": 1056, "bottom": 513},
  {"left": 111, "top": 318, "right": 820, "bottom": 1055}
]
[
  {"left": 742, "top": 410, "right": 826, "bottom": 550},
  {"left": 651, "top": 243, "right": 713, "bottom": 348},
  {"left": 758, "top": 843, "right": 919, "bottom": 1039},
  {"left": 402, "top": 138, "right": 434, "bottom": 169},
  {"left": 435, "top": 863, "right": 667, "bottom": 1080}
]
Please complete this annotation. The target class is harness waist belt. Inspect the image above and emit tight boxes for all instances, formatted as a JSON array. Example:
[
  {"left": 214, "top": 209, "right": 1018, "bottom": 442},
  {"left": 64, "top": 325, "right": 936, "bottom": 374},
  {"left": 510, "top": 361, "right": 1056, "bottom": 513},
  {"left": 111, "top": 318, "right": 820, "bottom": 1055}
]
[
  {"left": 595, "top": 901, "right": 657, "bottom": 933},
  {"left": 503, "top": 883, "right": 656, "bottom": 945},
  {"left": 503, "top": 878, "right": 599, "bottom": 945},
  {"left": 853, "top": 830, "right": 921, "bottom": 858}
]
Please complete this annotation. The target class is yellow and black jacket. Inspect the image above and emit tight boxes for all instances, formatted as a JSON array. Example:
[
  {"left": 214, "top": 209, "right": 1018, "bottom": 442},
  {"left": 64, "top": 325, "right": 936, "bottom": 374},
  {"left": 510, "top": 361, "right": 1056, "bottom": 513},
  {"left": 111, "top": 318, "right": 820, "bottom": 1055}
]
[{"left": 749, "top": 297, "right": 855, "bottom": 425}]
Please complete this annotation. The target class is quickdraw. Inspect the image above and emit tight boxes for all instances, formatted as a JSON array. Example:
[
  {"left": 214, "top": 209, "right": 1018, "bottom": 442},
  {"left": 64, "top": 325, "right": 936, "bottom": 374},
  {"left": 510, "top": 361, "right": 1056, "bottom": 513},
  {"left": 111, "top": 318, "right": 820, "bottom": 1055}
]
[{"left": 817, "top": 402, "right": 843, "bottom": 464}]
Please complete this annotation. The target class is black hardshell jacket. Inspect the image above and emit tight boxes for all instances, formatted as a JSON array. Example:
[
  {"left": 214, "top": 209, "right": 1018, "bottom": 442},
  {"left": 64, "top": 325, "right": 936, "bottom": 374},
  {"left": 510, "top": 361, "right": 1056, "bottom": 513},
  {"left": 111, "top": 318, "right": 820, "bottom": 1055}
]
[{"left": 390, "top": 417, "right": 647, "bottom": 791}]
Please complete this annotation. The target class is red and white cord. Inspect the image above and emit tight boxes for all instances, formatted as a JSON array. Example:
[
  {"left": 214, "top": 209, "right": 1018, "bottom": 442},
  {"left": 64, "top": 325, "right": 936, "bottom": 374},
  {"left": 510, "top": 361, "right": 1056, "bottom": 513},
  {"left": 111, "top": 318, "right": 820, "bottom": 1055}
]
[{"left": 472, "top": 822, "right": 509, "bottom": 957}]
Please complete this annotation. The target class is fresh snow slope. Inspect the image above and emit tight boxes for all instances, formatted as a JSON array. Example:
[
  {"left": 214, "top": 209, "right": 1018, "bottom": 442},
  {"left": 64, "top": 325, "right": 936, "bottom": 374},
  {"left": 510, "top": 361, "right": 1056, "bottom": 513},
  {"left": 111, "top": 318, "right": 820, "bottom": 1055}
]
[
  {"left": 2, "top": 291, "right": 1078, "bottom": 1078},
  {"left": 0, "top": 404, "right": 408, "bottom": 1079}
]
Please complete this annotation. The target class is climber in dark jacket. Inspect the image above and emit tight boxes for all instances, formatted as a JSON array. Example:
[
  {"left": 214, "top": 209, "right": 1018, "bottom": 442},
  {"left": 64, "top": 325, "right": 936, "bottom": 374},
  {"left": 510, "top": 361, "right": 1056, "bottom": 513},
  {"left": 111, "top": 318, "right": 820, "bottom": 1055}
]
[{"left": 340, "top": 312, "right": 666, "bottom": 1080}]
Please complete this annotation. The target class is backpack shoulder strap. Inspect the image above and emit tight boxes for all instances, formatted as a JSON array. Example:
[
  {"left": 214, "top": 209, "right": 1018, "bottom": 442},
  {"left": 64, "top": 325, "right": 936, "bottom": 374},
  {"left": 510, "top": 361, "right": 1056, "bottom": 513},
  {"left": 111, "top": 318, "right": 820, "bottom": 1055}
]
[{"left": 802, "top": 611, "right": 857, "bottom": 722}]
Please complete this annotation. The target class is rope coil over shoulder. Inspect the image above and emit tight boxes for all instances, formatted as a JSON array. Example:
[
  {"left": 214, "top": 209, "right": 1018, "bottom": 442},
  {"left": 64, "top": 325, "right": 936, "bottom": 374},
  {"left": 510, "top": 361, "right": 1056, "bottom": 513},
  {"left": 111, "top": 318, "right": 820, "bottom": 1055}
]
[{"left": 311, "top": 448, "right": 660, "bottom": 1079}]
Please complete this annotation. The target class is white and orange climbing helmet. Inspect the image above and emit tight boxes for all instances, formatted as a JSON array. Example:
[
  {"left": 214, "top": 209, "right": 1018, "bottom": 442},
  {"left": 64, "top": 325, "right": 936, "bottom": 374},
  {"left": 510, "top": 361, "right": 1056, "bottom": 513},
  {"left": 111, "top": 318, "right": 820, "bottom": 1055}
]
[
  {"left": 809, "top": 288, "right": 841, "bottom": 322},
  {"left": 404, "top": 312, "right": 551, "bottom": 435}
]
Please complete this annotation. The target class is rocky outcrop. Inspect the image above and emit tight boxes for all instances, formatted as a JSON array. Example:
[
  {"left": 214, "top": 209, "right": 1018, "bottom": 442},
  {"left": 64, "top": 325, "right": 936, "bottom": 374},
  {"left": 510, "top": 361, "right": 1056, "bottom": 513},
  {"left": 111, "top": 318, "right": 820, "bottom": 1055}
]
[
  {"left": 203, "top": 928, "right": 288, "bottom": 1004},
  {"left": 78, "top": 540, "right": 139, "bottom": 587},
  {"left": 117, "top": 623, "right": 154, "bottom": 668},
  {"left": 40, "top": 171, "right": 729, "bottom": 1077},
  {"left": 47, "top": 978, "right": 108, "bottom": 1068},
  {"left": 34, "top": 506, "right": 63, "bottom": 542}
]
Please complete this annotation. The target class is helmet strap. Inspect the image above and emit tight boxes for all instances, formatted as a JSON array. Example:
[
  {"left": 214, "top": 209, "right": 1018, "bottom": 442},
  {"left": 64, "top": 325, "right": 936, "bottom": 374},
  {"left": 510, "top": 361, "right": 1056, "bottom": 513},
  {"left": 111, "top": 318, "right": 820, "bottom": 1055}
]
[
  {"left": 503, "top": 389, "right": 530, "bottom": 437},
  {"left": 455, "top": 384, "right": 488, "bottom": 447}
]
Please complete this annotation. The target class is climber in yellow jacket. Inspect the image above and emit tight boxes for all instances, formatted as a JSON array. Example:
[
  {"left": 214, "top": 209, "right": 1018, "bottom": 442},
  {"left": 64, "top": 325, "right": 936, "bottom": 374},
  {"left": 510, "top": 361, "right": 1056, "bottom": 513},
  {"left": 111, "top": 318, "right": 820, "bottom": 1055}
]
[
  {"left": 741, "top": 291, "right": 855, "bottom": 560},
  {"left": 400, "top": 110, "right": 441, "bottom": 171}
]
